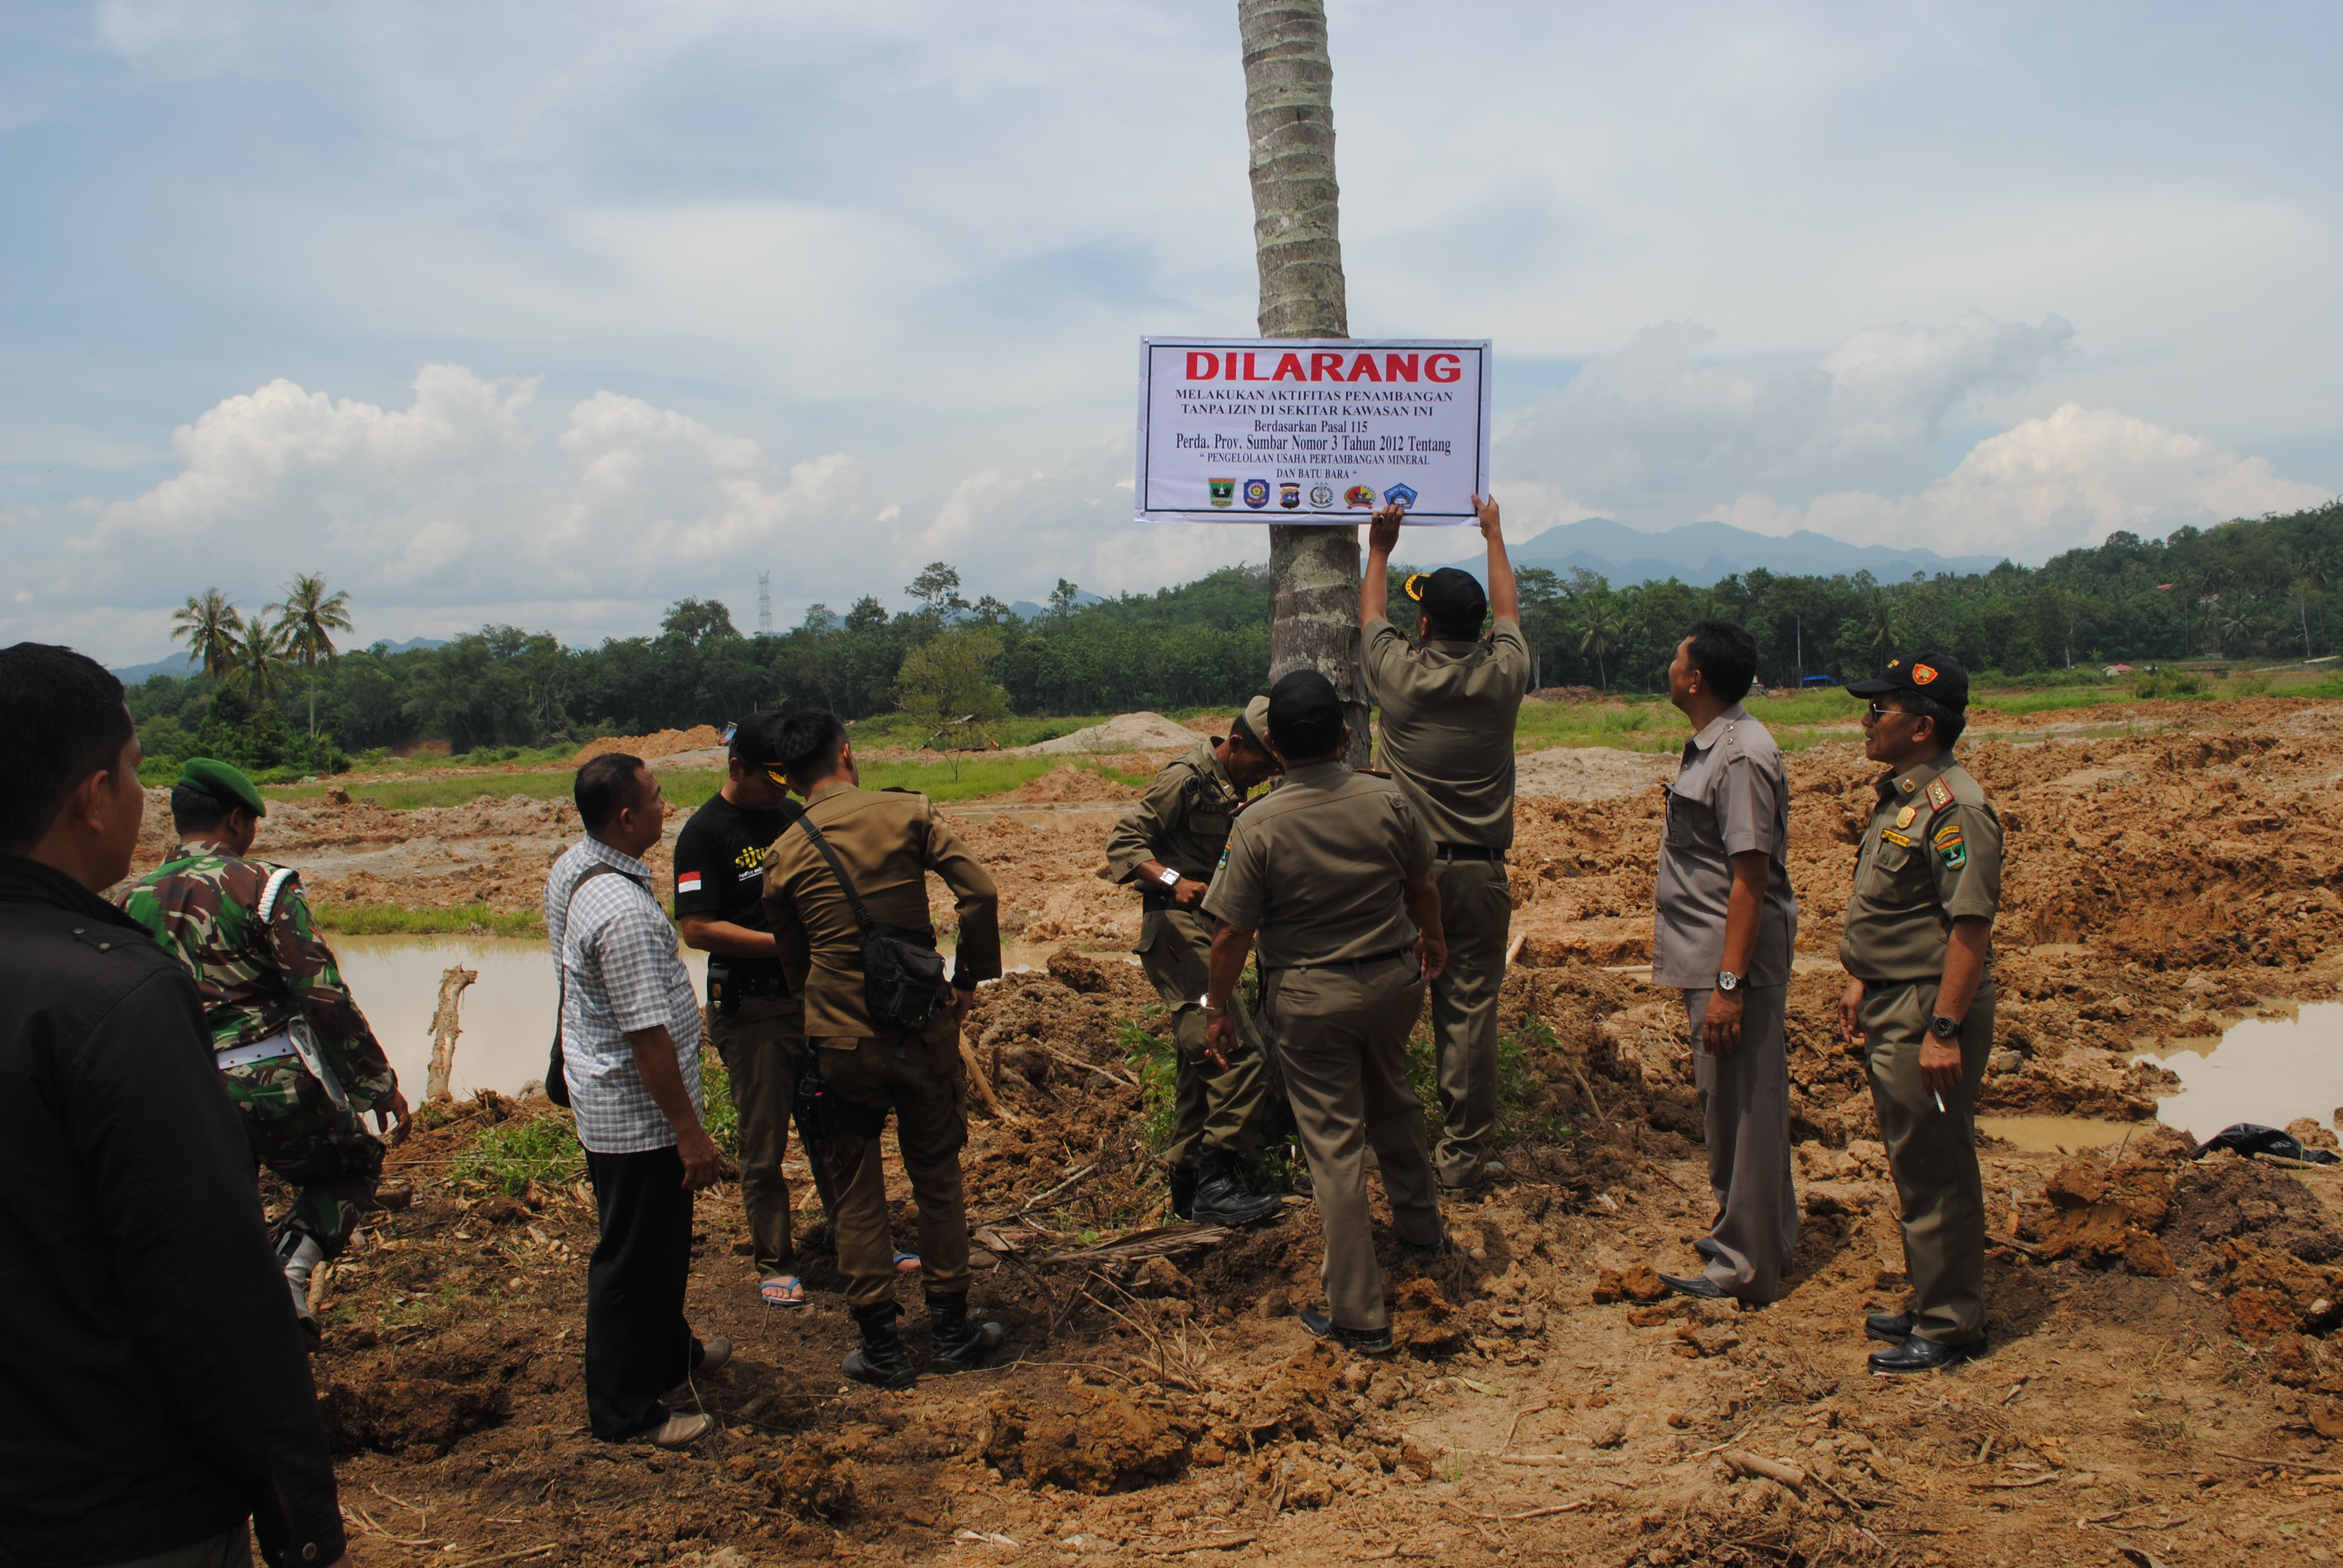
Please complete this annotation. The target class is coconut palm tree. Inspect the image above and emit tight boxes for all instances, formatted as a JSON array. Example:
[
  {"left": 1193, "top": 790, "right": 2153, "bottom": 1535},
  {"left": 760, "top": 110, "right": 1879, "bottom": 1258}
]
[
  {"left": 1579, "top": 611, "right": 1623, "bottom": 690},
  {"left": 272, "top": 573, "right": 354, "bottom": 738},
  {"left": 169, "top": 588, "right": 244, "bottom": 681},
  {"left": 230, "top": 615, "right": 293, "bottom": 710}
]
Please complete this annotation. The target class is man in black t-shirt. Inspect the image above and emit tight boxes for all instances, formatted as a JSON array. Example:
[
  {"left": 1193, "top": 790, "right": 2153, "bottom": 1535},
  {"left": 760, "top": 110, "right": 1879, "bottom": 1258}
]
[{"left": 675, "top": 714, "right": 811, "bottom": 1306}]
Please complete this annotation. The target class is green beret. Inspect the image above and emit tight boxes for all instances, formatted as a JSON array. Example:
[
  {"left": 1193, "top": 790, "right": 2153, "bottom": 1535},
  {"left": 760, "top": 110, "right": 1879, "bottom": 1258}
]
[{"left": 179, "top": 757, "right": 266, "bottom": 818}]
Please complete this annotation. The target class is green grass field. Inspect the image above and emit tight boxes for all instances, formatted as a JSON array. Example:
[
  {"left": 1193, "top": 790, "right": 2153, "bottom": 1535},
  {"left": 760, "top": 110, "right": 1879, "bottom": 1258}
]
[{"left": 249, "top": 673, "right": 2341, "bottom": 817}]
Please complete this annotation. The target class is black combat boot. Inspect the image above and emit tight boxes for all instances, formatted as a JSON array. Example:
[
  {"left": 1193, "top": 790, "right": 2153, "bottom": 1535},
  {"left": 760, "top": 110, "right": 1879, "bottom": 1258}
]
[
  {"left": 842, "top": 1301, "right": 917, "bottom": 1391},
  {"left": 1191, "top": 1147, "right": 1282, "bottom": 1227},
  {"left": 1168, "top": 1164, "right": 1198, "bottom": 1222},
  {"left": 927, "top": 1291, "right": 1009, "bottom": 1374}
]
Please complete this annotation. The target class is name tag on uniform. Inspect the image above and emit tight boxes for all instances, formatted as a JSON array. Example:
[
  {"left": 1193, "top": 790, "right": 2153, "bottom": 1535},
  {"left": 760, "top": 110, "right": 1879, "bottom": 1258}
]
[{"left": 1881, "top": 829, "right": 1915, "bottom": 848}]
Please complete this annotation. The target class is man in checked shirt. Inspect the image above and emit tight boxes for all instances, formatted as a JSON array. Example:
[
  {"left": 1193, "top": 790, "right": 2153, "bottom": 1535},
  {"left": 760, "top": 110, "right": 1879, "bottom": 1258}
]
[{"left": 546, "top": 753, "right": 731, "bottom": 1449}]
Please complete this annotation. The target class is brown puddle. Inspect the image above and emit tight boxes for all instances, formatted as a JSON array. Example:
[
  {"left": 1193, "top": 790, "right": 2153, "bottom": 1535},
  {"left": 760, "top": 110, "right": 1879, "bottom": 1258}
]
[{"left": 2139, "top": 1001, "right": 2343, "bottom": 1142}]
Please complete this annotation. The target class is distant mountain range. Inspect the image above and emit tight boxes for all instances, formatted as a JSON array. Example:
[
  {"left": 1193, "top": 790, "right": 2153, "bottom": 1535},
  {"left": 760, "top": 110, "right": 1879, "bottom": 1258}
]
[
  {"left": 1493, "top": 517, "right": 2007, "bottom": 587},
  {"left": 112, "top": 636, "right": 447, "bottom": 684}
]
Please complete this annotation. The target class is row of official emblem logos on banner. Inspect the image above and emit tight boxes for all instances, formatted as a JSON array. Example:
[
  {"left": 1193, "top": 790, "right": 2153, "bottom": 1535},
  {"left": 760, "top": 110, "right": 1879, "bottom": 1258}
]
[{"left": 1208, "top": 479, "right": 1420, "bottom": 512}]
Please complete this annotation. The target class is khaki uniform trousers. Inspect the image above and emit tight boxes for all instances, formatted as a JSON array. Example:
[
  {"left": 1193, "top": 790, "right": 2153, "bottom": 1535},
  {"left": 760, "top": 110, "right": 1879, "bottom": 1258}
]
[
  {"left": 1861, "top": 976, "right": 1996, "bottom": 1346},
  {"left": 813, "top": 1012, "right": 972, "bottom": 1312},
  {"left": 1427, "top": 857, "right": 1512, "bottom": 1186},
  {"left": 1688, "top": 985, "right": 1798, "bottom": 1302},
  {"left": 1139, "top": 906, "right": 1275, "bottom": 1169},
  {"left": 705, "top": 990, "right": 808, "bottom": 1278},
  {"left": 1265, "top": 953, "right": 1443, "bottom": 1332}
]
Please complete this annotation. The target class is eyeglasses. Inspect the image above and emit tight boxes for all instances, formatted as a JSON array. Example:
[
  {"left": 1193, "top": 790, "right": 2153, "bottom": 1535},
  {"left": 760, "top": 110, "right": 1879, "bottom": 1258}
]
[{"left": 1864, "top": 701, "right": 1912, "bottom": 720}]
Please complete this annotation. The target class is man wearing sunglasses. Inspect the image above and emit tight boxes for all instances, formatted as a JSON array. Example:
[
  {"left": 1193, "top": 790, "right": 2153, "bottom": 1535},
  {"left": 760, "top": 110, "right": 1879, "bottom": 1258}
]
[{"left": 1838, "top": 653, "right": 2004, "bottom": 1373}]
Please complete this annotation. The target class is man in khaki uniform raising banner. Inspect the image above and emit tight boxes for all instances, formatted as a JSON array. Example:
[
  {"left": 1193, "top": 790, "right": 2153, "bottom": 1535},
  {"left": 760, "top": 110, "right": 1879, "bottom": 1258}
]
[
  {"left": 1361, "top": 494, "right": 1529, "bottom": 1189},
  {"left": 1838, "top": 653, "right": 2004, "bottom": 1374},
  {"left": 1202, "top": 670, "right": 1448, "bottom": 1352}
]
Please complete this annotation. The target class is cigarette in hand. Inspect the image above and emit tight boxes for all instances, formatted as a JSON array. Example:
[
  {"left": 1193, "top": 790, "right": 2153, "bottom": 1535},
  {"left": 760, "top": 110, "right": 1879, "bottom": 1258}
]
[{"left": 1933, "top": 1091, "right": 1947, "bottom": 1114}]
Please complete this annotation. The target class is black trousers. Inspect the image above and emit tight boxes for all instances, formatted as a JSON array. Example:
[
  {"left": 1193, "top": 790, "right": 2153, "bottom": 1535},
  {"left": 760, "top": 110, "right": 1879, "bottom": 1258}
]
[{"left": 583, "top": 1145, "right": 703, "bottom": 1440}]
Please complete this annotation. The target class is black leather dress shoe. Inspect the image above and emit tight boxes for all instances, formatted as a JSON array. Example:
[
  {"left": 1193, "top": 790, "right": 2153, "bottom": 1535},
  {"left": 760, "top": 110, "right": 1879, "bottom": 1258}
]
[
  {"left": 1868, "top": 1334, "right": 1986, "bottom": 1374},
  {"left": 1657, "top": 1272, "right": 1727, "bottom": 1300},
  {"left": 1299, "top": 1304, "right": 1395, "bottom": 1353},
  {"left": 1866, "top": 1311, "right": 1913, "bottom": 1344}
]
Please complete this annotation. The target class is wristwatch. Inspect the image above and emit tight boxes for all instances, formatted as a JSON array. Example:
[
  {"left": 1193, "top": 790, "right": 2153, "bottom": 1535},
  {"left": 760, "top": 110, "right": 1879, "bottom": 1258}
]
[
  {"left": 1156, "top": 866, "right": 1182, "bottom": 889},
  {"left": 1715, "top": 971, "right": 1740, "bottom": 993},
  {"left": 1928, "top": 1013, "right": 1962, "bottom": 1040}
]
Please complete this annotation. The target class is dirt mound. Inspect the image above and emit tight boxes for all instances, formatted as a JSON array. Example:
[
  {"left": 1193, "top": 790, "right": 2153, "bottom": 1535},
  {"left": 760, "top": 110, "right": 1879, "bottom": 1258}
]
[
  {"left": 572, "top": 725, "right": 726, "bottom": 763},
  {"left": 1514, "top": 745, "right": 1677, "bottom": 801},
  {"left": 1014, "top": 712, "right": 1199, "bottom": 756},
  {"left": 2166, "top": 1153, "right": 2343, "bottom": 1267},
  {"left": 984, "top": 1387, "right": 1197, "bottom": 1493},
  {"left": 998, "top": 763, "right": 1138, "bottom": 804}
]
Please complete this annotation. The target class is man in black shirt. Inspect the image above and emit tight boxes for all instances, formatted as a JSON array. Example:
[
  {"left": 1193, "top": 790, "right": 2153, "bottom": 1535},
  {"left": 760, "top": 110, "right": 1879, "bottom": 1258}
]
[
  {"left": 675, "top": 713, "right": 813, "bottom": 1305},
  {"left": 0, "top": 642, "right": 349, "bottom": 1568}
]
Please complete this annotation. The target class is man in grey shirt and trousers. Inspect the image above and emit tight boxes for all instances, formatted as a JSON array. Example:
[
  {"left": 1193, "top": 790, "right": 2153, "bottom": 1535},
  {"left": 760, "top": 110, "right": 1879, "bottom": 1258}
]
[{"left": 1651, "top": 621, "right": 1800, "bottom": 1303}]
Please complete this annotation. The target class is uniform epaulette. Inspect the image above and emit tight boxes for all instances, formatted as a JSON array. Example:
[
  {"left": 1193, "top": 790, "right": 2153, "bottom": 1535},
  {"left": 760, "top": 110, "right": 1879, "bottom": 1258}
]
[{"left": 1924, "top": 776, "right": 1956, "bottom": 815}]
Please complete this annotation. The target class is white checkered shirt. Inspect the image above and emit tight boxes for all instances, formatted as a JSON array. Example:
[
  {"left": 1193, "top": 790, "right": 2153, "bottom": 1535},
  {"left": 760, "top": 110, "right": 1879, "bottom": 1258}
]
[{"left": 545, "top": 837, "right": 704, "bottom": 1154}]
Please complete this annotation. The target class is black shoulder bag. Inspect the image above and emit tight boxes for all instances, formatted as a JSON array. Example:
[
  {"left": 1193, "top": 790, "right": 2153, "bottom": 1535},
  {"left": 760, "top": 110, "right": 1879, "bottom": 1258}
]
[
  {"left": 793, "top": 815, "right": 948, "bottom": 1029},
  {"left": 545, "top": 861, "right": 635, "bottom": 1108}
]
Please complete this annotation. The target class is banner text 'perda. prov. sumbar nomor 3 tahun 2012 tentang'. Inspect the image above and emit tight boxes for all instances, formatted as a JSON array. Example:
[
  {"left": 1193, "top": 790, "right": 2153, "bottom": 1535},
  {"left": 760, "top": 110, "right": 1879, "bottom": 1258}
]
[{"left": 1133, "top": 338, "right": 1492, "bottom": 525}]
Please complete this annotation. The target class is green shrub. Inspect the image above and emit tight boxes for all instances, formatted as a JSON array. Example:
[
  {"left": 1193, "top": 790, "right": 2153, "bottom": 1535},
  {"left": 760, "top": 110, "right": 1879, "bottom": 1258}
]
[
  {"left": 699, "top": 1050, "right": 740, "bottom": 1160},
  {"left": 451, "top": 1111, "right": 585, "bottom": 1196},
  {"left": 1118, "top": 1016, "right": 1179, "bottom": 1154}
]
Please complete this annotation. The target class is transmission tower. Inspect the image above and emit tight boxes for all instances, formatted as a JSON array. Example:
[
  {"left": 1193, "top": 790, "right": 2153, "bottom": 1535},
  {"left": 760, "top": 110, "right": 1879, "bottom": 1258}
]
[{"left": 757, "top": 571, "right": 773, "bottom": 635}]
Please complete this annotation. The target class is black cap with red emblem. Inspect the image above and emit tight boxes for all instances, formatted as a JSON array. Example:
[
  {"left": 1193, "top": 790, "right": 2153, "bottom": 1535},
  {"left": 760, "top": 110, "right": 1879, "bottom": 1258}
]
[{"left": 1847, "top": 652, "right": 1969, "bottom": 713}]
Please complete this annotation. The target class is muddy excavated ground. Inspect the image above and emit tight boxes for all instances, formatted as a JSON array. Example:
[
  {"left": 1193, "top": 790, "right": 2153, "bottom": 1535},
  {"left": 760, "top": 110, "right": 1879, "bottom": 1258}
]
[{"left": 205, "top": 699, "right": 2343, "bottom": 1566}]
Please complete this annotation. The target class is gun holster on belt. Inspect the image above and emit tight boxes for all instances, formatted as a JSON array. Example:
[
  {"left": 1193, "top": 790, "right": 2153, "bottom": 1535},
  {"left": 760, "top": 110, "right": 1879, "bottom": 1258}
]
[{"left": 796, "top": 1062, "right": 887, "bottom": 1142}]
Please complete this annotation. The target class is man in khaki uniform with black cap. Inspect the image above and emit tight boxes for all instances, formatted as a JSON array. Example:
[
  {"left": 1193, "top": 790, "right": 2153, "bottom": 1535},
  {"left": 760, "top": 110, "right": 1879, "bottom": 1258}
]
[
  {"left": 1838, "top": 652, "right": 2003, "bottom": 1373},
  {"left": 1103, "top": 696, "right": 1283, "bottom": 1226},
  {"left": 761, "top": 711, "right": 1007, "bottom": 1391},
  {"left": 1202, "top": 670, "right": 1447, "bottom": 1352},
  {"left": 1361, "top": 493, "right": 1529, "bottom": 1189}
]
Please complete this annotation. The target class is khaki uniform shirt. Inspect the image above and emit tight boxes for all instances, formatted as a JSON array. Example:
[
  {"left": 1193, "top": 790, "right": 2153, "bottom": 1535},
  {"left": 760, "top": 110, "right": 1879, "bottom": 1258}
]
[
  {"left": 1840, "top": 754, "right": 2003, "bottom": 984},
  {"left": 1201, "top": 761, "right": 1435, "bottom": 969},
  {"left": 761, "top": 783, "right": 1001, "bottom": 1039},
  {"left": 1102, "top": 739, "right": 1247, "bottom": 892},
  {"left": 1652, "top": 705, "right": 1799, "bottom": 988},
  {"left": 1361, "top": 614, "right": 1531, "bottom": 849}
]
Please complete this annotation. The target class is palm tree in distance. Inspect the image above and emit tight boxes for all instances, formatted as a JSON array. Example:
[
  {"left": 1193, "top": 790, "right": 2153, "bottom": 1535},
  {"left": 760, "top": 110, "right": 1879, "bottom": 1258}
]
[
  {"left": 169, "top": 588, "right": 244, "bottom": 681},
  {"left": 1579, "top": 612, "right": 1622, "bottom": 691},
  {"left": 230, "top": 615, "right": 293, "bottom": 710},
  {"left": 272, "top": 573, "right": 354, "bottom": 738}
]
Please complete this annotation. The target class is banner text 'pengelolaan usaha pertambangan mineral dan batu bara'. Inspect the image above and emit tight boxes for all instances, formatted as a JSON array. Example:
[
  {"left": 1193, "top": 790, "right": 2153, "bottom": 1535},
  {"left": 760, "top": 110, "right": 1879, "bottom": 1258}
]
[{"left": 1133, "top": 338, "right": 1493, "bottom": 526}]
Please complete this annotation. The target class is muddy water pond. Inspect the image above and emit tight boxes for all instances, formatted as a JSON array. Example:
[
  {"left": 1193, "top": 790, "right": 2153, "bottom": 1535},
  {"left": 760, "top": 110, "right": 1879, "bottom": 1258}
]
[
  {"left": 2139, "top": 1001, "right": 2343, "bottom": 1143},
  {"left": 331, "top": 933, "right": 708, "bottom": 1100}
]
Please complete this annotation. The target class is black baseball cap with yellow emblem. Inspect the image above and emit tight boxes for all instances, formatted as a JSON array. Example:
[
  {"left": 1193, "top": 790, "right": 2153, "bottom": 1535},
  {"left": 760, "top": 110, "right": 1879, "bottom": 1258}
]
[
  {"left": 1401, "top": 566, "right": 1487, "bottom": 630},
  {"left": 1847, "top": 652, "right": 1969, "bottom": 713}
]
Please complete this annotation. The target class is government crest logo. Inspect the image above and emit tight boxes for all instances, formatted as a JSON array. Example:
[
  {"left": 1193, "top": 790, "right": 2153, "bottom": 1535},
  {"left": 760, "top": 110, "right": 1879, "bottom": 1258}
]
[
  {"left": 1279, "top": 482, "right": 1302, "bottom": 509},
  {"left": 1309, "top": 484, "right": 1335, "bottom": 508},
  {"left": 1243, "top": 478, "right": 1271, "bottom": 509},
  {"left": 1343, "top": 483, "right": 1376, "bottom": 508},
  {"left": 1383, "top": 483, "right": 1418, "bottom": 511},
  {"left": 1208, "top": 477, "right": 1235, "bottom": 508}
]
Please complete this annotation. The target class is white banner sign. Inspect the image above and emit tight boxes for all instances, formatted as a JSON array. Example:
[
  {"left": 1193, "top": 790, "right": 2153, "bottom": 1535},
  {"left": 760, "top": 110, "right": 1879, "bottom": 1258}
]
[{"left": 1133, "top": 338, "right": 1492, "bottom": 525}]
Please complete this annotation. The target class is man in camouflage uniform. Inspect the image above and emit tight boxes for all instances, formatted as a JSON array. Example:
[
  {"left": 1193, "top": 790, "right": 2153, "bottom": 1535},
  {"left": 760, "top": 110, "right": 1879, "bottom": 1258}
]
[
  {"left": 120, "top": 758, "right": 408, "bottom": 1343},
  {"left": 1102, "top": 697, "right": 1283, "bottom": 1226}
]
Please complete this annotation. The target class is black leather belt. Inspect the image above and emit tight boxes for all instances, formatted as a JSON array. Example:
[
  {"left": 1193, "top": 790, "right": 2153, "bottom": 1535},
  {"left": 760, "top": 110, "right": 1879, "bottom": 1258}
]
[
  {"left": 1435, "top": 843, "right": 1506, "bottom": 861},
  {"left": 708, "top": 959, "right": 789, "bottom": 998}
]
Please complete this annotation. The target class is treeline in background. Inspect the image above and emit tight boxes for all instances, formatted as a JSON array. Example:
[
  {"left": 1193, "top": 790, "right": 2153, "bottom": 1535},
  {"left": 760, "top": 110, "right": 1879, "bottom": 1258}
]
[{"left": 124, "top": 500, "right": 2343, "bottom": 777}]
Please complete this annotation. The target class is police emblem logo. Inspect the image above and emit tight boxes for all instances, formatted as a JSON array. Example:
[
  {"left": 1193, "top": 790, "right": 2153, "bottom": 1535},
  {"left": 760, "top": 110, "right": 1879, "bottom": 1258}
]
[
  {"left": 1243, "top": 478, "right": 1271, "bottom": 509},
  {"left": 1912, "top": 663, "right": 1938, "bottom": 685},
  {"left": 1279, "top": 482, "right": 1302, "bottom": 509}
]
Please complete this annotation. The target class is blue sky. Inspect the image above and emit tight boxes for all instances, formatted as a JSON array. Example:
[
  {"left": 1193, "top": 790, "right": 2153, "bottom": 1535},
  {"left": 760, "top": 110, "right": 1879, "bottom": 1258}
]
[{"left": 4, "top": 1, "right": 2338, "bottom": 662}]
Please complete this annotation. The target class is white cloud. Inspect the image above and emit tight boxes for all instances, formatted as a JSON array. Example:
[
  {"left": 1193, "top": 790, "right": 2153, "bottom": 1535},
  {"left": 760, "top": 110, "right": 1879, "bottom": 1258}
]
[
  {"left": 1708, "top": 404, "right": 2335, "bottom": 558},
  {"left": 1495, "top": 312, "right": 2075, "bottom": 524}
]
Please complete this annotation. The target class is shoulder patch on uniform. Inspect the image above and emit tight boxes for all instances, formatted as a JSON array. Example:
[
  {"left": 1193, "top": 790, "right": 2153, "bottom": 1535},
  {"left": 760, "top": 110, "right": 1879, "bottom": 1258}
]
[
  {"left": 1881, "top": 828, "right": 1915, "bottom": 848},
  {"left": 1216, "top": 845, "right": 1230, "bottom": 872},
  {"left": 1925, "top": 776, "right": 1955, "bottom": 813},
  {"left": 1939, "top": 839, "right": 1967, "bottom": 870},
  {"left": 1933, "top": 823, "right": 1964, "bottom": 849}
]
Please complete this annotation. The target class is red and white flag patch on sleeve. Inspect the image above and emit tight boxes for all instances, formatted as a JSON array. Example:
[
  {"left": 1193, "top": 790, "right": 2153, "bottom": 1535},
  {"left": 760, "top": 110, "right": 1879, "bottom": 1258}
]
[{"left": 677, "top": 871, "right": 703, "bottom": 893}]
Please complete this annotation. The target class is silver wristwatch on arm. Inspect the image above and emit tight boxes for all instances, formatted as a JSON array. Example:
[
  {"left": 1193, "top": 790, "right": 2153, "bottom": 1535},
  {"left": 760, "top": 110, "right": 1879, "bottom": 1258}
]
[
  {"left": 1716, "top": 971, "right": 1740, "bottom": 993},
  {"left": 1156, "top": 865, "right": 1182, "bottom": 889}
]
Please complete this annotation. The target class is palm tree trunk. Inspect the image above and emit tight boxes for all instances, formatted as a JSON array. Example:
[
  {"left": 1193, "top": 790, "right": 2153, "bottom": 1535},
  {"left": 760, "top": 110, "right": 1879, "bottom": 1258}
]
[{"left": 1240, "top": 0, "right": 1369, "bottom": 766}]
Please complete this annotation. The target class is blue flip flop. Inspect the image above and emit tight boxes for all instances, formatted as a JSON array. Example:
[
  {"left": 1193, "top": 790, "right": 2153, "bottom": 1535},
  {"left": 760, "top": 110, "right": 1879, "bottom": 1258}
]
[{"left": 759, "top": 1274, "right": 807, "bottom": 1308}]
